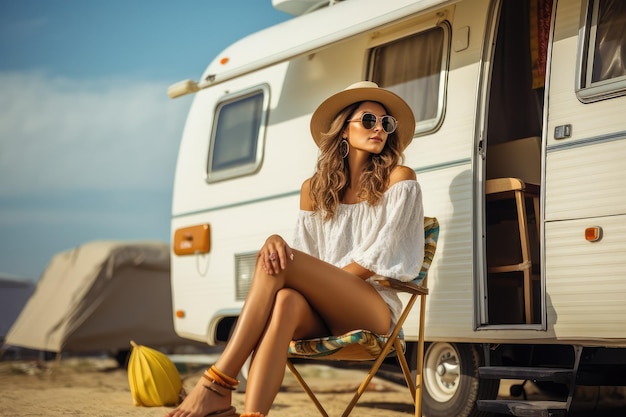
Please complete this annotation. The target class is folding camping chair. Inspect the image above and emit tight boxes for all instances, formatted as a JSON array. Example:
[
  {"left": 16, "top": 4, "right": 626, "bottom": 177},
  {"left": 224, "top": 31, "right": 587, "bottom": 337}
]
[{"left": 286, "top": 217, "right": 439, "bottom": 417}]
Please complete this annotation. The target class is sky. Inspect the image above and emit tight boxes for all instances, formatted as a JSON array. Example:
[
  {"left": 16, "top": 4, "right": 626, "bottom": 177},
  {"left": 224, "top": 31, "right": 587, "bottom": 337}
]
[{"left": 0, "top": 0, "right": 291, "bottom": 281}]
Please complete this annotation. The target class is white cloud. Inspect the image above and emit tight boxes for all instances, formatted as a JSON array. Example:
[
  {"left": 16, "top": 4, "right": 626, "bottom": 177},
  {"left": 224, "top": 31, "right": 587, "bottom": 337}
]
[
  {"left": 0, "top": 71, "right": 189, "bottom": 277},
  {"left": 0, "top": 71, "right": 190, "bottom": 196}
]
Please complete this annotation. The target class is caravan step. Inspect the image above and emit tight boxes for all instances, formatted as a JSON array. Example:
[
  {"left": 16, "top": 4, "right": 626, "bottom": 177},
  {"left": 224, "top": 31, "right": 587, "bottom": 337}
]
[
  {"left": 479, "top": 366, "right": 573, "bottom": 384},
  {"left": 476, "top": 400, "right": 567, "bottom": 417}
]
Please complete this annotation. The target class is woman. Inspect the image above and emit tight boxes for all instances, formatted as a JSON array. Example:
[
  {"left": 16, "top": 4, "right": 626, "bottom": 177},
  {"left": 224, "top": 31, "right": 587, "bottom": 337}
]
[{"left": 166, "top": 81, "right": 424, "bottom": 417}]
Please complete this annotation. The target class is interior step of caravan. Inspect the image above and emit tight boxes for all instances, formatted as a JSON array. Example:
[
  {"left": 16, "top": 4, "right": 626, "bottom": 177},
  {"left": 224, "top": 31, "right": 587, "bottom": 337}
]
[
  {"left": 476, "top": 365, "right": 577, "bottom": 416},
  {"left": 476, "top": 399, "right": 567, "bottom": 417}
]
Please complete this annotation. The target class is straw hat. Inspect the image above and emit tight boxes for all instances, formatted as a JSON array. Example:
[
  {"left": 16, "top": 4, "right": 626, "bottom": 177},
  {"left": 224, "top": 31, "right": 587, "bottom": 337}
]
[{"left": 310, "top": 81, "right": 416, "bottom": 151}]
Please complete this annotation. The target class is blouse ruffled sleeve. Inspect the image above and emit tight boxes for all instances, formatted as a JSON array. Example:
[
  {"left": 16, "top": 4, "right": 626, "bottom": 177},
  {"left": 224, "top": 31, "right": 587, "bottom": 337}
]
[
  {"left": 351, "top": 180, "right": 424, "bottom": 281},
  {"left": 291, "top": 210, "right": 321, "bottom": 258}
]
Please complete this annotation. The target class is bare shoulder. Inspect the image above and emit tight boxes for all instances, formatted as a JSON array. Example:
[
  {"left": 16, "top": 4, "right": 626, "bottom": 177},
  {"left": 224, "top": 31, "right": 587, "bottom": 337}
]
[
  {"left": 389, "top": 165, "right": 416, "bottom": 186},
  {"left": 300, "top": 178, "right": 314, "bottom": 211}
]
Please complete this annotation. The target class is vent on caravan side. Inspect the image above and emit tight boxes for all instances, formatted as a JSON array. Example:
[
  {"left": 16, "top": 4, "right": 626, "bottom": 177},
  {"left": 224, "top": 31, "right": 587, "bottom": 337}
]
[{"left": 235, "top": 252, "right": 257, "bottom": 300}]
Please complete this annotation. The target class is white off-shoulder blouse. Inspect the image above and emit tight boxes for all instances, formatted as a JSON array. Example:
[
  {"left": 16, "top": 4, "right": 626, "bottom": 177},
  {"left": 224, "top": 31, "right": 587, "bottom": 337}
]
[{"left": 291, "top": 179, "right": 425, "bottom": 326}]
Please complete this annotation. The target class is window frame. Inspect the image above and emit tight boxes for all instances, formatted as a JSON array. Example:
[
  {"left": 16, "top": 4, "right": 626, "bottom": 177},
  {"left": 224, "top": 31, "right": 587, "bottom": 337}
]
[
  {"left": 576, "top": 0, "right": 626, "bottom": 103},
  {"left": 206, "top": 84, "right": 270, "bottom": 183},
  {"left": 366, "top": 20, "right": 451, "bottom": 137}
]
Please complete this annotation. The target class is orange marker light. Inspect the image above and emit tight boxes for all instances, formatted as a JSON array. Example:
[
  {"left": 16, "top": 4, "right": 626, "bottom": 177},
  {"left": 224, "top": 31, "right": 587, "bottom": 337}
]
[
  {"left": 175, "top": 310, "right": 186, "bottom": 319},
  {"left": 584, "top": 226, "right": 602, "bottom": 242},
  {"left": 220, "top": 57, "right": 229, "bottom": 65}
]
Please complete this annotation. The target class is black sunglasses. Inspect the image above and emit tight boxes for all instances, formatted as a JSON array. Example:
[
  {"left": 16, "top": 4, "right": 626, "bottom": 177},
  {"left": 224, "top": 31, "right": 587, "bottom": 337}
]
[{"left": 347, "top": 112, "right": 397, "bottom": 134}]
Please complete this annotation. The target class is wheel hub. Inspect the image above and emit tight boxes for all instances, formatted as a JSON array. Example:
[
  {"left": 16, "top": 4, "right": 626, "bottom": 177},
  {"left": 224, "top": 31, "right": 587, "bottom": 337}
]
[{"left": 424, "top": 343, "right": 462, "bottom": 401}]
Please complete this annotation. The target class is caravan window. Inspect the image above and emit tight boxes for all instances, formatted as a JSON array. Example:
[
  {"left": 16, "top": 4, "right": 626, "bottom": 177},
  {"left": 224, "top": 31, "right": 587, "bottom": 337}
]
[
  {"left": 207, "top": 85, "right": 269, "bottom": 183},
  {"left": 368, "top": 23, "right": 450, "bottom": 135},
  {"left": 577, "top": 0, "right": 626, "bottom": 102}
]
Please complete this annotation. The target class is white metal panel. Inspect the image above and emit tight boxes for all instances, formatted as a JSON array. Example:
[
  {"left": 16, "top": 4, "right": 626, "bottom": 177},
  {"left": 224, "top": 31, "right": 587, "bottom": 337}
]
[
  {"left": 172, "top": 38, "right": 365, "bottom": 216},
  {"left": 547, "top": 0, "right": 626, "bottom": 149},
  {"left": 196, "top": 0, "right": 459, "bottom": 87},
  {"left": 545, "top": 0, "right": 626, "bottom": 221},
  {"left": 545, "top": 139, "right": 626, "bottom": 221},
  {"left": 171, "top": 194, "right": 299, "bottom": 342},
  {"left": 409, "top": 164, "right": 477, "bottom": 340},
  {"left": 545, "top": 215, "right": 626, "bottom": 343}
]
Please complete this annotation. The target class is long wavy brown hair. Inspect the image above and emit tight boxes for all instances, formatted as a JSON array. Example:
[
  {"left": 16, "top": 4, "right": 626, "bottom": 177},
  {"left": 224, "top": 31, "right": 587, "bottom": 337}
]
[{"left": 309, "top": 101, "right": 404, "bottom": 220}]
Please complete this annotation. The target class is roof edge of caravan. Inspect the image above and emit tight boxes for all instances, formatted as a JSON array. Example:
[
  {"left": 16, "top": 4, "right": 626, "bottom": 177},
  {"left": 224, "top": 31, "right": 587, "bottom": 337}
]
[{"left": 167, "top": 0, "right": 458, "bottom": 98}]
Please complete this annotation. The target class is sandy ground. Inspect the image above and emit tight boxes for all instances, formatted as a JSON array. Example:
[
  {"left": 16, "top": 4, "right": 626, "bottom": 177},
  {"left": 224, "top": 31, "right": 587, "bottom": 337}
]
[
  {"left": 0, "top": 357, "right": 423, "bottom": 417},
  {"left": 3, "top": 356, "right": 625, "bottom": 417}
]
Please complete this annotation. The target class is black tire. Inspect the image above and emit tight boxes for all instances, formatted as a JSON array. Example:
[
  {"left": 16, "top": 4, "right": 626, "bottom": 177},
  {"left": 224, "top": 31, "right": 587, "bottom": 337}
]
[{"left": 421, "top": 342, "right": 499, "bottom": 417}]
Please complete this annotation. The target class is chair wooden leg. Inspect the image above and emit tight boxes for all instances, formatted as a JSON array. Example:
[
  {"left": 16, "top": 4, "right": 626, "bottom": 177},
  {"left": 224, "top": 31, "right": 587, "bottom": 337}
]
[
  {"left": 415, "top": 293, "right": 427, "bottom": 417},
  {"left": 287, "top": 293, "right": 427, "bottom": 417},
  {"left": 342, "top": 295, "right": 420, "bottom": 417},
  {"left": 341, "top": 339, "right": 397, "bottom": 417},
  {"left": 515, "top": 190, "right": 533, "bottom": 324},
  {"left": 286, "top": 360, "right": 329, "bottom": 417},
  {"left": 533, "top": 195, "right": 540, "bottom": 239},
  {"left": 396, "top": 337, "right": 416, "bottom": 401}
]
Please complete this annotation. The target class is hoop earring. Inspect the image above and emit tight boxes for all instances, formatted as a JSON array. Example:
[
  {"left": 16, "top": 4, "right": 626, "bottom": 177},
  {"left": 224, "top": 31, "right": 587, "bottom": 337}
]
[{"left": 340, "top": 139, "right": 349, "bottom": 158}]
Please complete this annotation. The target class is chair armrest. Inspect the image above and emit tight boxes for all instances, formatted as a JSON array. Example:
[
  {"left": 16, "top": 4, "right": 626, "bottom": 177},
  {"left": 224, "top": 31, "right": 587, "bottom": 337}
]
[{"left": 375, "top": 277, "right": 429, "bottom": 295}]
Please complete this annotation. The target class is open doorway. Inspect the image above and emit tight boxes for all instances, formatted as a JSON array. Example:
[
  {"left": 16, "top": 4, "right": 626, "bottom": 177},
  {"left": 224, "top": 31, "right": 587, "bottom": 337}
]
[{"left": 483, "top": 0, "right": 552, "bottom": 325}]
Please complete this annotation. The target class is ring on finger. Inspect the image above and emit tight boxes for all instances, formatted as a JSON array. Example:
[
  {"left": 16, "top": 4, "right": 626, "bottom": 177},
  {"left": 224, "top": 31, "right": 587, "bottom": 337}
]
[{"left": 269, "top": 252, "right": 277, "bottom": 262}]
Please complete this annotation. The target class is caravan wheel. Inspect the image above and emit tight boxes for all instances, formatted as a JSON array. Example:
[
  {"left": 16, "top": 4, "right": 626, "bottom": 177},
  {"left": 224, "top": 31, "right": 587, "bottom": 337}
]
[{"left": 422, "top": 342, "right": 498, "bottom": 417}]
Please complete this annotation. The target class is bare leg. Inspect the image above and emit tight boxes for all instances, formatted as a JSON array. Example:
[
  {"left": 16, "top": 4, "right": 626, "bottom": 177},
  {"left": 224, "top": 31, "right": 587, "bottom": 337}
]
[
  {"left": 166, "top": 249, "right": 390, "bottom": 417},
  {"left": 220, "top": 249, "right": 391, "bottom": 370},
  {"left": 244, "top": 288, "right": 328, "bottom": 414}
]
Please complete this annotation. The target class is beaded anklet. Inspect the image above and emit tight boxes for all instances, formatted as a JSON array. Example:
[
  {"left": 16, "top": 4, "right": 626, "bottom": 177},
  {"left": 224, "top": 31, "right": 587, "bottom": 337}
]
[
  {"left": 209, "top": 365, "right": 239, "bottom": 387},
  {"left": 201, "top": 365, "right": 240, "bottom": 393}
]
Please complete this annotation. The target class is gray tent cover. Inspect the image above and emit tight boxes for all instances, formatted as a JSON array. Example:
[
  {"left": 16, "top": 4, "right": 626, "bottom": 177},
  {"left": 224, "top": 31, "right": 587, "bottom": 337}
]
[{"left": 6, "top": 241, "right": 187, "bottom": 352}]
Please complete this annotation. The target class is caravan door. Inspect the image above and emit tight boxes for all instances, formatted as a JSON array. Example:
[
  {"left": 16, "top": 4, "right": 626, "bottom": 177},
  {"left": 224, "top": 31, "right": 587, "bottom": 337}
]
[{"left": 543, "top": 0, "right": 626, "bottom": 339}]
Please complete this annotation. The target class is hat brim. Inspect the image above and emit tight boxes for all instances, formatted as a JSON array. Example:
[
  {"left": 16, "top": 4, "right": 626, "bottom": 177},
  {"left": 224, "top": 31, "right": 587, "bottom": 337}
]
[{"left": 310, "top": 84, "right": 416, "bottom": 151}]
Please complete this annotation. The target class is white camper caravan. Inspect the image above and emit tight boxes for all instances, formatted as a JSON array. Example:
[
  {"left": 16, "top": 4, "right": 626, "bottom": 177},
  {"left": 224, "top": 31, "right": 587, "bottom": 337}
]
[{"left": 167, "top": 0, "right": 626, "bottom": 415}]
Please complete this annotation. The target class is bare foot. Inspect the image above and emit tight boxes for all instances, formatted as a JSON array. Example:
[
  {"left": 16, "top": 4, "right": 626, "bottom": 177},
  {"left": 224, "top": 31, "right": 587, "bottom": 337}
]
[{"left": 165, "top": 376, "right": 233, "bottom": 417}]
